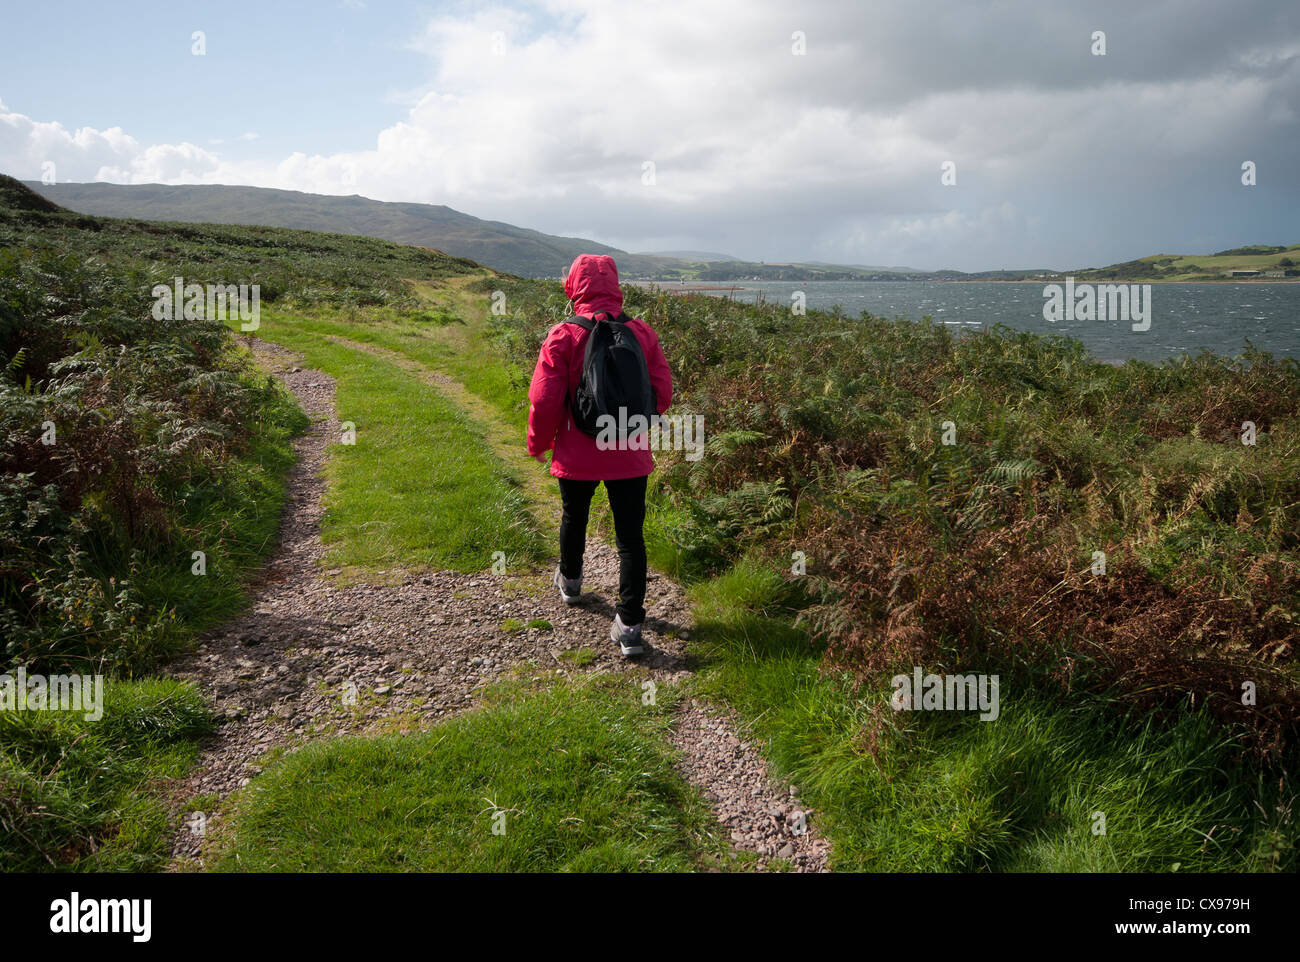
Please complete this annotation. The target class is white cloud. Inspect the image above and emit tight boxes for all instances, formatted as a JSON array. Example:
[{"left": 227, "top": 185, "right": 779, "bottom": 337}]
[
  {"left": 0, "top": 106, "right": 140, "bottom": 182},
  {"left": 95, "top": 142, "right": 222, "bottom": 184},
  {"left": 1, "top": 0, "right": 1296, "bottom": 268}
]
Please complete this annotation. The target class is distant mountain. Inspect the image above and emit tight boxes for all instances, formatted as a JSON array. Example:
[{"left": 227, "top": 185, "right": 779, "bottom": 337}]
[
  {"left": 37, "top": 179, "right": 1262, "bottom": 284},
  {"left": 637, "top": 249, "right": 739, "bottom": 262},
  {"left": 800, "top": 260, "right": 926, "bottom": 274},
  {"left": 22, "top": 181, "right": 946, "bottom": 281},
  {"left": 639, "top": 254, "right": 931, "bottom": 274},
  {"left": 22, "top": 181, "right": 682, "bottom": 279}
]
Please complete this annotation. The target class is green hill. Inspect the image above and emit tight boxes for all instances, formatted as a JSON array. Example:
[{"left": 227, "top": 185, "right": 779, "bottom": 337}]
[
  {"left": 1, "top": 174, "right": 481, "bottom": 307},
  {"left": 0, "top": 175, "right": 63, "bottom": 213},
  {"left": 21, "top": 179, "right": 678, "bottom": 279},
  {"left": 1069, "top": 245, "right": 1300, "bottom": 282}
]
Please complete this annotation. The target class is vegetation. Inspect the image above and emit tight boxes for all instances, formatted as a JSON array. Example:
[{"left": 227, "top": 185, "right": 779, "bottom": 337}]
[
  {"left": 1214, "top": 246, "right": 1290, "bottom": 258},
  {"left": 245, "top": 262, "right": 1300, "bottom": 870},
  {"left": 485, "top": 275, "right": 1300, "bottom": 749},
  {"left": 0, "top": 250, "right": 307, "bottom": 674},
  {"left": 0, "top": 175, "right": 481, "bottom": 868},
  {"left": 686, "top": 559, "right": 1294, "bottom": 871},
  {"left": 1071, "top": 245, "right": 1300, "bottom": 282},
  {"left": 0, "top": 176, "right": 613, "bottom": 872},
  {"left": 210, "top": 675, "right": 728, "bottom": 872},
  {"left": 1, "top": 175, "right": 480, "bottom": 310},
  {"left": 4, "top": 170, "right": 1297, "bottom": 872},
  {"left": 478, "top": 272, "right": 1300, "bottom": 868},
  {"left": 1, "top": 679, "right": 210, "bottom": 871},
  {"left": 23, "top": 179, "right": 638, "bottom": 280},
  {"left": 235, "top": 311, "right": 545, "bottom": 574}
]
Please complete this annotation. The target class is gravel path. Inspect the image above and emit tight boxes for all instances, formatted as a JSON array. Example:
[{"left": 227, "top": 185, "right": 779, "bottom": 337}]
[
  {"left": 673, "top": 701, "right": 831, "bottom": 871},
  {"left": 166, "top": 336, "right": 828, "bottom": 872}
]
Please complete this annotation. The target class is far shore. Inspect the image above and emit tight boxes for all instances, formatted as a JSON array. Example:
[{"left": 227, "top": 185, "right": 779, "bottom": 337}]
[
  {"left": 629, "top": 278, "right": 1300, "bottom": 288},
  {"left": 632, "top": 282, "right": 748, "bottom": 291}
]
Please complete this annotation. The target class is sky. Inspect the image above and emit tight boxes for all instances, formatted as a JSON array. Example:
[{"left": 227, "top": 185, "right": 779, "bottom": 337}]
[{"left": 1, "top": 0, "right": 1297, "bottom": 271}]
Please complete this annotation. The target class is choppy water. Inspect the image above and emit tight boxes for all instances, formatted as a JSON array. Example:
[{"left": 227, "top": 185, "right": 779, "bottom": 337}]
[{"left": 636, "top": 281, "right": 1300, "bottom": 363}]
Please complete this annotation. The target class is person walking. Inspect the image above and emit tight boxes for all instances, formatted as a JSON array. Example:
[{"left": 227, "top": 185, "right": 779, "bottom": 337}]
[{"left": 526, "top": 254, "right": 673, "bottom": 656}]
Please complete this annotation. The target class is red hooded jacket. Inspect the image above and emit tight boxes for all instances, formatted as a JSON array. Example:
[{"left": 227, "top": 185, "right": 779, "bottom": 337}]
[{"left": 526, "top": 254, "right": 673, "bottom": 480}]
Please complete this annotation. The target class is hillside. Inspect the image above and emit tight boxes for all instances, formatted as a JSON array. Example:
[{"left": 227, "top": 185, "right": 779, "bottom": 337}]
[
  {"left": 638, "top": 249, "right": 740, "bottom": 262},
  {"left": 22, "top": 179, "right": 681, "bottom": 279},
  {"left": 0, "top": 175, "right": 63, "bottom": 213},
  {"left": 14, "top": 179, "right": 1297, "bottom": 284},
  {"left": 0, "top": 174, "right": 480, "bottom": 309},
  {"left": 1068, "top": 245, "right": 1300, "bottom": 282},
  {"left": 24, "top": 180, "right": 928, "bottom": 281}
]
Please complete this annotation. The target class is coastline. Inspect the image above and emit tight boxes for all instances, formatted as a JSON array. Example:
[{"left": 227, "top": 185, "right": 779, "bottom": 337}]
[{"left": 629, "top": 278, "right": 1300, "bottom": 288}]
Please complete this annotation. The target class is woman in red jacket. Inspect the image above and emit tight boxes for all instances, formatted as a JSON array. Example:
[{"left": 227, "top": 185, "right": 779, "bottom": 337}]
[{"left": 526, "top": 254, "right": 673, "bottom": 656}]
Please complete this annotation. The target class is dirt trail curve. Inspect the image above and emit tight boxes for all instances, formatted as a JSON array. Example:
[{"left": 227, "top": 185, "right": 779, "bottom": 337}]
[{"left": 166, "top": 336, "right": 829, "bottom": 872}]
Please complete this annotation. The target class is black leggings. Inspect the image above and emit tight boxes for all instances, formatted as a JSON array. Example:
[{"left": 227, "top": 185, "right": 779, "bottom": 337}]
[{"left": 558, "top": 475, "right": 648, "bottom": 625}]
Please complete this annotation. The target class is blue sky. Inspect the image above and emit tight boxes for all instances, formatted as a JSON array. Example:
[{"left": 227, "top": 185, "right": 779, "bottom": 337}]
[
  {"left": 2, "top": 0, "right": 1298, "bottom": 270},
  {"left": 0, "top": 1, "right": 440, "bottom": 157}
]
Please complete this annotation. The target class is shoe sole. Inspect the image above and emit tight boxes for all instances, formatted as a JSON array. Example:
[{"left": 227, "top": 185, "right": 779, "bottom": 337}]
[
  {"left": 554, "top": 570, "right": 582, "bottom": 605},
  {"left": 612, "top": 625, "right": 645, "bottom": 657}
]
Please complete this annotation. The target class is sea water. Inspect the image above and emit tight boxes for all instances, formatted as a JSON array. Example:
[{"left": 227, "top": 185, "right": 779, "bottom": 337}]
[{"left": 635, "top": 281, "right": 1300, "bottom": 364}]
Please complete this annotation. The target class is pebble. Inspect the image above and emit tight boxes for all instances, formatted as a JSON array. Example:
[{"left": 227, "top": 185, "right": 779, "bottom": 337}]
[{"left": 671, "top": 702, "right": 831, "bottom": 873}]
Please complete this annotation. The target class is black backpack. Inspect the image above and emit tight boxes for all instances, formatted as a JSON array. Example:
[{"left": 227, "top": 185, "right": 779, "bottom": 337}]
[{"left": 564, "top": 311, "right": 657, "bottom": 441}]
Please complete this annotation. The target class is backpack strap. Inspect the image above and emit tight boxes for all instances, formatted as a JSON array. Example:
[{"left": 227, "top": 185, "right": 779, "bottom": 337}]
[{"left": 564, "top": 311, "right": 630, "bottom": 331}]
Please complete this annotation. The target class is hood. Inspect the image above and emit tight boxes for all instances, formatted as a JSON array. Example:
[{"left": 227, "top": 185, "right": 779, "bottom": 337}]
[{"left": 564, "top": 253, "right": 624, "bottom": 318}]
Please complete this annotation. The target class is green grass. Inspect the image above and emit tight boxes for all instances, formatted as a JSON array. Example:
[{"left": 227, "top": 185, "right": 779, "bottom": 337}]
[
  {"left": 0, "top": 679, "right": 211, "bottom": 871},
  {"left": 0, "top": 179, "right": 555, "bottom": 874},
  {"left": 491, "top": 274, "right": 1300, "bottom": 739},
  {"left": 0, "top": 174, "right": 481, "bottom": 310},
  {"left": 16, "top": 178, "right": 623, "bottom": 280},
  {"left": 242, "top": 280, "right": 532, "bottom": 434},
  {"left": 9, "top": 173, "right": 1296, "bottom": 875},
  {"left": 123, "top": 371, "right": 310, "bottom": 662},
  {"left": 2, "top": 342, "right": 302, "bottom": 871},
  {"left": 334, "top": 269, "right": 1300, "bottom": 873},
  {"left": 681, "top": 555, "right": 1298, "bottom": 872},
  {"left": 210, "top": 676, "right": 728, "bottom": 872},
  {"left": 232, "top": 314, "right": 546, "bottom": 573}
]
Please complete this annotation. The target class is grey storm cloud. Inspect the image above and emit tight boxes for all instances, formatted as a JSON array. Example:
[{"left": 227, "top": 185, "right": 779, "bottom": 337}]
[
  {"left": 2, "top": 0, "right": 1295, "bottom": 270},
  {"left": 458, "top": 0, "right": 1300, "bottom": 269}
]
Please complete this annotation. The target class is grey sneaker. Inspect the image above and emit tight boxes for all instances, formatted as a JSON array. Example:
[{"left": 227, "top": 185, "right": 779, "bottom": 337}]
[
  {"left": 610, "top": 615, "right": 644, "bottom": 657},
  {"left": 553, "top": 567, "right": 582, "bottom": 605}
]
